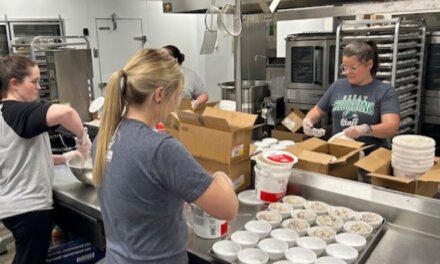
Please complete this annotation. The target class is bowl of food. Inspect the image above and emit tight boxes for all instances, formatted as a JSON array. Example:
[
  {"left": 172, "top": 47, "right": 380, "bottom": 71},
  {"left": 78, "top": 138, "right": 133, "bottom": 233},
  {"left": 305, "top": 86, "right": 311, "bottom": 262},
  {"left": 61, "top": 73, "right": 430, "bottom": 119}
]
[
  {"left": 296, "top": 236, "right": 326, "bottom": 256},
  {"left": 257, "top": 210, "right": 283, "bottom": 228},
  {"left": 238, "top": 248, "right": 269, "bottom": 264},
  {"left": 355, "top": 211, "right": 384, "bottom": 230},
  {"left": 343, "top": 221, "right": 373, "bottom": 238},
  {"left": 325, "top": 243, "right": 358, "bottom": 264},
  {"left": 282, "top": 195, "right": 307, "bottom": 208},
  {"left": 269, "top": 202, "right": 294, "bottom": 218},
  {"left": 328, "top": 206, "right": 355, "bottom": 222},
  {"left": 282, "top": 218, "right": 310, "bottom": 236},
  {"left": 316, "top": 215, "right": 344, "bottom": 232},
  {"left": 315, "top": 256, "right": 348, "bottom": 264},
  {"left": 245, "top": 220, "right": 272, "bottom": 239},
  {"left": 305, "top": 201, "right": 329, "bottom": 215},
  {"left": 307, "top": 226, "right": 336, "bottom": 244},
  {"left": 258, "top": 238, "right": 289, "bottom": 261},
  {"left": 285, "top": 247, "right": 317, "bottom": 264},
  {"left": 66, "top": 157, "right": 94, "bottom": 186},
  {"left": 270, "top": 228, "right": 299, "bottom": 247},
  {"left": 212, "top": 240, "right": 241, "bottom": 262},
  {"left": 291, "top": 209, "right": 317, "bottom": 225},
  {"left": 231, "top": 230, "right": 259, "bottom": 249},
  {"left": 335, "top": 233, "right": 367, "bottom": 252}
]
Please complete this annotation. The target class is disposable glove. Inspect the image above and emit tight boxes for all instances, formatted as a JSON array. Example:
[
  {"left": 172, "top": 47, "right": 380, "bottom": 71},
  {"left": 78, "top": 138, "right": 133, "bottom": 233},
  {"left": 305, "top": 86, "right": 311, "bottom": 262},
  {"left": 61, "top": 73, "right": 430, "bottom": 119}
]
[
  {"left": 61, "top": 150, "right": 81, "bottom": 163},
  {"left": 76, "top": 128, "right": 92, "bottom": 160},
  {"left": 343, "top": 124, "right": 372, "bottom": 139},
  {"left": 191, "top": 100, "right": 199, "bottom": 110},
  {"left": 302, "top": 117, "right": 315, "bottom": 136}
]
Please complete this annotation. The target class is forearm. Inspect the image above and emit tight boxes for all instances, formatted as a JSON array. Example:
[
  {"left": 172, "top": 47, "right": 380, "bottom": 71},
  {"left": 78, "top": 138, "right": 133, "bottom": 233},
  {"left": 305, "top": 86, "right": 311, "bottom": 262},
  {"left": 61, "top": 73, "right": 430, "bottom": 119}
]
[
  {"left": 370, "top": 122, "right": 399, "bottom": 138},
  {"left": 47, "top": 104, "right": 84, "bottom": 138},
  {"left": 195, "top": 93, "right": 209, "bottom": 105},
  {"left": 53, "top": 154, "right": 65, "bottom": 165},
  {"left": 305, "top": 106, "right": 325, "bottom": 125}
]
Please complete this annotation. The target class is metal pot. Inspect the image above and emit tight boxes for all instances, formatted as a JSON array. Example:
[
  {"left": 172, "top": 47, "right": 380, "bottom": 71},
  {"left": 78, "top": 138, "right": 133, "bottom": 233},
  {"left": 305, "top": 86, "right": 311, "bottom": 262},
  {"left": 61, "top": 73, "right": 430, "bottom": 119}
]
[
  {"left": 66, "top": 157, "right": 94, "bottom": 186},
  {"left": 218, "top": 80, "right": 270, "bottom": 113}
]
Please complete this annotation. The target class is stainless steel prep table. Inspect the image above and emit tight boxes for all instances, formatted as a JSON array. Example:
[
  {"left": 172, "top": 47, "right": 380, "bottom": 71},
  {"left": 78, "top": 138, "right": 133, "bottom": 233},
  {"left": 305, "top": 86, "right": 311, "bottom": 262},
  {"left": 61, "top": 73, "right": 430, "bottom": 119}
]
[{"left": 53, "top": 164, "right": 440, "bottom": 263}]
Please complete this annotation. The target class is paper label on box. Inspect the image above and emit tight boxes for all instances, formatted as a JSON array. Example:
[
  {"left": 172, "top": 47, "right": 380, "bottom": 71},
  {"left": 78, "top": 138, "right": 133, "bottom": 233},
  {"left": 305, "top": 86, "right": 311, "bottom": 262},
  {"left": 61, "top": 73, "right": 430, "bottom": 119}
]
[
  {"left": 232, "top": 174, "right": 245, "bottom": 190},
  {"left": 282, "top": 118, "right": 296, "bottom": 131},
  {"left": 231, "top": 144, "right": 244, "bottom": 158}
]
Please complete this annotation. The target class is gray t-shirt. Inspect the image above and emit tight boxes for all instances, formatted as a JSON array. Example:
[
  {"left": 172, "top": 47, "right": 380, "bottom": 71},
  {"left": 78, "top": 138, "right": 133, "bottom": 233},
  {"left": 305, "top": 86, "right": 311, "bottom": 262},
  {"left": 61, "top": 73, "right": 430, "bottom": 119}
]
[
  {"left": 182, "top": 66, "right": 208, "bottom": 100},
  {"left": 94, "top": 119, "right": 212, "bottom": 264},
  {"left": 317, "top": 78, "right": 399, "bottom": 152}
]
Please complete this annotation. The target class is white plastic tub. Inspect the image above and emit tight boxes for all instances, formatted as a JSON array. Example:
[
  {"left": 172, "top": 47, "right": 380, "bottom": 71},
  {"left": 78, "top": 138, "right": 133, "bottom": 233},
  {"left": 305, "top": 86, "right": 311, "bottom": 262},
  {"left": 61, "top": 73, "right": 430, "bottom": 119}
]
[{"left": 192, "top": 205, "right": 228, "bottom": 239}]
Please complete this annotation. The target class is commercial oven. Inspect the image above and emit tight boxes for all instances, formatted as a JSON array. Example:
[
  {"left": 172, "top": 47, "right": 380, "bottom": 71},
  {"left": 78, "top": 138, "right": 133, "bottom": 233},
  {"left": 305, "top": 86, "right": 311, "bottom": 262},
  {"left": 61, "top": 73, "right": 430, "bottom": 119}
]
[
  {"left": 424, "top": 31, "right": 440, "bottom": 124},
  {"left": 285, "top": 32, "right": 336, "bottom": 113}
]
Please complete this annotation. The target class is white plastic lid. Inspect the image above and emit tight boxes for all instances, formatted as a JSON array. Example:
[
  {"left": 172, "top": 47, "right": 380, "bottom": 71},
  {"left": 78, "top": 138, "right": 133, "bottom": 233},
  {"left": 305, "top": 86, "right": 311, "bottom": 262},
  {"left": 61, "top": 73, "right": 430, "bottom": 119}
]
[
  {"left": 89, "top": 96, "right": 104, "bottom": 113},
  {"left": 262, "top": 150, "right": 297, "bottom": 165}
]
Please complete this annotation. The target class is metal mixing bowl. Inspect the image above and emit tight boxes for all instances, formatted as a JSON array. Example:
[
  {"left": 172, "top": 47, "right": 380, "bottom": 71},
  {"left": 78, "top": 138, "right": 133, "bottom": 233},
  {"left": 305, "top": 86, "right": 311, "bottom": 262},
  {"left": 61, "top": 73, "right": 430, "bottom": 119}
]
[{"left": 66, "top": 156, "right": 95, "bottom": 186}]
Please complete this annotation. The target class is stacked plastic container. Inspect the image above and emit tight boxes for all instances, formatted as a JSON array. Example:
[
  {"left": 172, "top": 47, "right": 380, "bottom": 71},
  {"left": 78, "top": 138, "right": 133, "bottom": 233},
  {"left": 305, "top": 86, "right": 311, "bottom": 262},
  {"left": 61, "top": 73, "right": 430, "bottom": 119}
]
[{"left": 391, "top": 135, "right": 436, "bottom": 179}]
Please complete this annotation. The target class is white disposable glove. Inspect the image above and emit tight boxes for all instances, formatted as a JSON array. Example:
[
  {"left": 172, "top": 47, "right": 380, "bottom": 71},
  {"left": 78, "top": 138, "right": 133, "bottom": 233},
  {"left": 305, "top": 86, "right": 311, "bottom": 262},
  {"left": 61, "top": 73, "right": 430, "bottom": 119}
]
[
  {"left": 191, "top": 100, "right": 199, "bottom": 110},
  {"left": 302, "top": 117, "right": 315, "bottom": 136},
  {"left": 343, "top": 124, "right": 371, "bottom": 139},
  {"left": 76, "top": 128, "right": 92, "bottom": 160},
  {"left": 62, "top": 150, "right": 81, "bottom": 163}
]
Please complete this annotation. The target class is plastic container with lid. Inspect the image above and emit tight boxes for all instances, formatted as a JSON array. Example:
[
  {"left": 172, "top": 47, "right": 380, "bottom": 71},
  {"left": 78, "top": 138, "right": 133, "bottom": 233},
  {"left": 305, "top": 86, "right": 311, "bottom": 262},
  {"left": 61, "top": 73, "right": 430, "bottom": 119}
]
[
  {"left": 255, "top": 151, "right": 297, "bottom": 202},
  {"left": 191, "top": 205, "right": 228, "bottom": 239}
]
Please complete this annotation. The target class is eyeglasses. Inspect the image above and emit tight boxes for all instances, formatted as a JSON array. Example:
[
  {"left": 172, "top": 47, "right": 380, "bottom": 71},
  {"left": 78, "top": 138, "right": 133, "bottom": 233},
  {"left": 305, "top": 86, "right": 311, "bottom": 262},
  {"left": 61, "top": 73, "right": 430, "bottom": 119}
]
[
  {"left": 339, "top": 63, "right": 364, "bottom": 73},
  {"left": 25, "top": 78, "right": 40, "bottom": 86}
]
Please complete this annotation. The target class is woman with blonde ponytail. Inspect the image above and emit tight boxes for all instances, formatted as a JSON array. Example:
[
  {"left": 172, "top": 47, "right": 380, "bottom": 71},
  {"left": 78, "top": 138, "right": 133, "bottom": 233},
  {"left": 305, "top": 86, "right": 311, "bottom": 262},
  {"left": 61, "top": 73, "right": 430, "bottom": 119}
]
[{"left": 92, "top": 49, "right": 238, "bottom": 264}]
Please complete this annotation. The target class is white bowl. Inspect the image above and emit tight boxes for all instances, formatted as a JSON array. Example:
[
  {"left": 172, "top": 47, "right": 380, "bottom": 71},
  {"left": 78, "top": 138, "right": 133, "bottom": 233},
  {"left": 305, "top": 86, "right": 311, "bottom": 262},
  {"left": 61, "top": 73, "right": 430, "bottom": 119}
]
[
  {"left": 262, "top": 137, "right": 279, "bottom": 145},
  {"left": 285, "top": 247, "right": 317, "bottom": 264},
  {"left": 343, "top": 221, "right": 373, "bottom": 238},
  {"left": 257, "top": 210, "right": 283, "bottom": 228},
  {"left": 335, "top": 233, "right": 367, "bottom": 252},
  {"left": 392, "top": 144, "right": 435, "bottom": 157},
  {"left": 315, "top": 256, "right": 348, "bottom": 264},
  {"left": 328, "top": 207, "right": 355, "bottom": 222},
  {"left": 269, "top": 202, "right": 294, "bottom": 218},
  {"left": 325, "top": 243, "right": 358, "bottom": 264},
  {"left": 282, "top": 195, "right": 307, "bottom": 208},
  {"left": 238, "top": 248, "right": 269, "bottom": 264},
  {"left": 273, "top": 261, "right": 295, "bottom": 264},
  {"left": 307, "top": 226, "right": 336, "bottom": 244},
  {"left": 231, "top": 230, "right": 259, "bottom": 249},
  {"left": 355, "top": 211, "right": 384, "bottom": 230},
  {"left": 282, "top": 218, "right": 310, "bottom": 236},
  {"left": 212, "top": 240, "right": 241, "bottom": 262},
  {"left": 270, "top": 228, "right": 300, "bottom": 247},
  {"left": 315, "top": 215, "right": 344, "bottom": 232},
  {"left": 392, "top": 135, "right": 436, "bottom": 150},
  {"left": 296, "top": 236, "right": 326, "bottom": 256},
  {"left": 392, "top": 165, "right": 425, "bottom": 179},
  {"left": 305, "top": 201, "right": 329, "bottom": 215},
  {"left": 291, "top": 209, "right": 317, "bottom": 225},
  {"left": 271, "top": 144, "right": 288, "bottom": 150},
  {"left": 258, "top": 238, "right": 289, "bottom": 261},
  {"left": 279, "top": 140, "right": 296, "bottom": 146},
  {"left": 245, "top": 220, "right": 272, "bottom": 239}
]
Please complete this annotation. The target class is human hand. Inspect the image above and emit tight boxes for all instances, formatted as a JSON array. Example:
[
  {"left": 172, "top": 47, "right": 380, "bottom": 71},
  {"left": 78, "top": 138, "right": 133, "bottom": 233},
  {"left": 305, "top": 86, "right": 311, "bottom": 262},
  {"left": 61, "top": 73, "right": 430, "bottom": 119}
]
[
  {"left": 302, "top": 117, "right": 315, "bottom": 136},
  {"left": 76, "top": 128, "right": 92, "bottom": 159},
  {"left": 343, "top": 124, "right": 371, "bottom": 139},
  {"left": 191, "top": 100, "right": 199, "bottom": 110},
  {"left": 61, "top": 150, "right": 81, "bottom": 163}
]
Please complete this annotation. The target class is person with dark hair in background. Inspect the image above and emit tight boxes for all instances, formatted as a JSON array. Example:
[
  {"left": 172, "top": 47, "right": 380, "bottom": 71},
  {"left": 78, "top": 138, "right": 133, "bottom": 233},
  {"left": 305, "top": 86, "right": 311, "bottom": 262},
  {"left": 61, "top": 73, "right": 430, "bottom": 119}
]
[
  {"left": 0, "top": 54, "right": 91, "bottom": 264},
  {"left": 92, "top": 49, "right": 238, "bottom": 263},
  {"left": 303, "top": 41, "right": 400, "bottom": 154},
  {"left": 161, "top": 45, "right": 209, "bottom": 109}
]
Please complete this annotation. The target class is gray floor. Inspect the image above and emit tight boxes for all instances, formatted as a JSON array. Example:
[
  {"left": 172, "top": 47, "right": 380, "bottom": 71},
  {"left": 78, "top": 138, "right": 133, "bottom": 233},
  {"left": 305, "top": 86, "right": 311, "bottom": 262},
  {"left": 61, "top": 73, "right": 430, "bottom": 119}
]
[{"left": 0, "top": 242, "right": 14, "bottom": 264}]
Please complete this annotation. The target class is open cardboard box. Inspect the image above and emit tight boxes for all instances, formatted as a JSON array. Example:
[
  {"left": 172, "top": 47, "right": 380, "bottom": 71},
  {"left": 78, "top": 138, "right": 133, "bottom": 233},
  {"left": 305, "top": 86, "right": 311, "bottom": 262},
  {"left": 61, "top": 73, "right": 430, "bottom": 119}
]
[
  {"left": 196, "top": 157, "right": 251, "bottom": 192},
  {"left": 271, "top": 109, "right": 307, "bottom": 142},
  {"left": 355, "top": 148, "right": 440, "bottom": 197},
  {"left": 177, "top": 107, "right": 257, "bottom": 164},
  {"left": 285, "top": 137, "right": 367, "bottom": 180}
]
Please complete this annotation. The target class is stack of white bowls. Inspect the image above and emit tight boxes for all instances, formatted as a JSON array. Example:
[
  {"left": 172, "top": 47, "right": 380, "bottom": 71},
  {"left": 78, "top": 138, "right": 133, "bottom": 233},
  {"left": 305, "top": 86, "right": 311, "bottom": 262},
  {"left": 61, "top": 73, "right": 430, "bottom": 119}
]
[{"left": 391, "top": 135, "right": 436, "bottom": 179}]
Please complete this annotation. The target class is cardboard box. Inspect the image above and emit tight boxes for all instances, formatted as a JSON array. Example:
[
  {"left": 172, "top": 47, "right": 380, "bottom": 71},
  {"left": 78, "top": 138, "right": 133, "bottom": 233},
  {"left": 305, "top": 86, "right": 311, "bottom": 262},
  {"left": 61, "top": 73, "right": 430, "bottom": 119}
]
[
  {"left": 355, "top": 148, "right": 440, "bottom": 197},
  {"left": 271, "top": 129, "right": 306, "bottom": 143},
  {"left": 286, "top": 137, "right": 366, "bottom": 180},
  {"left": 281, "top": 109, "right": 305, "bottom": 133},
  {"left": 196, "top": 157, "right": 251, "bottom": 192},
  {"left": 177, "top": 107, "right": 257, "bottom": 164},
  {"left": 178, "top": 99, "right": 218, "bottom": 115}
]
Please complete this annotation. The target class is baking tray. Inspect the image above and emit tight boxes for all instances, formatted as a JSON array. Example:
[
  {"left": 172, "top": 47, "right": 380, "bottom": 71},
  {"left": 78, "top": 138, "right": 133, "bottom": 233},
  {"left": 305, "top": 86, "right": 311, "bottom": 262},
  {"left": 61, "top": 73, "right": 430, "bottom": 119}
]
[{"left": 208, "top": 212, "right": 387, "bottom": 264}]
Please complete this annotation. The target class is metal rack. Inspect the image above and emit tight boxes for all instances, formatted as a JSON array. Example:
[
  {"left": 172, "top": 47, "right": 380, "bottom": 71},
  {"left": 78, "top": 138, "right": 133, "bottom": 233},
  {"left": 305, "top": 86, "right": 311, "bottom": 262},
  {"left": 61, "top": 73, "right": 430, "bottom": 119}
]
[
  {"left": 335, "top": 18, "right": 426, "bottom": 134},
  {"left": 10, "top": 36, "right": 93, "bottom": 104}
]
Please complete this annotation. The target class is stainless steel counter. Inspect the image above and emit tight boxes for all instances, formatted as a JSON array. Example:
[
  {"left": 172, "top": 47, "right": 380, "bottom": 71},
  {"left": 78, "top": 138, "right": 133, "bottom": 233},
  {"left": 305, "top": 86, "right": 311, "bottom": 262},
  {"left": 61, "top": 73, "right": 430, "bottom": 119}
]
[{"left": 53, "top": 164, "right": 440, "bottom": 263}]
